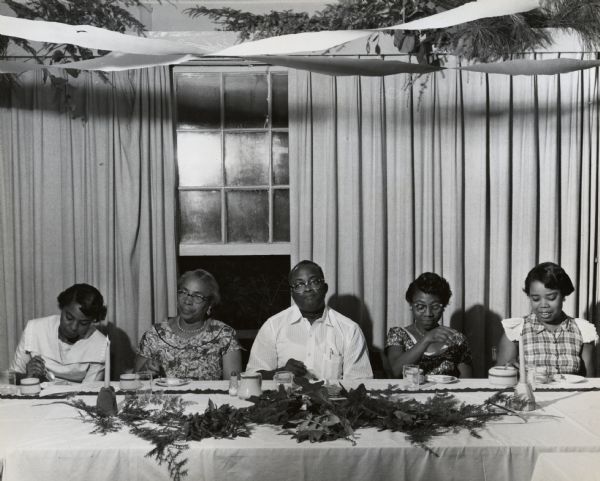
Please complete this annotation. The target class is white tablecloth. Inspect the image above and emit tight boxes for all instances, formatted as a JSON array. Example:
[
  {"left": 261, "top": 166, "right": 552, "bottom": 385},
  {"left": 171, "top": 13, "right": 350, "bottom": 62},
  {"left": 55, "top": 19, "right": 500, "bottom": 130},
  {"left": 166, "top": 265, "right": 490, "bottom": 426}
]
[
  {"left": 2, "top": 378, "right": 600, "bottom": 481},
  {"left": 530, "top": 453, "right": 600, "bottom": 481}
]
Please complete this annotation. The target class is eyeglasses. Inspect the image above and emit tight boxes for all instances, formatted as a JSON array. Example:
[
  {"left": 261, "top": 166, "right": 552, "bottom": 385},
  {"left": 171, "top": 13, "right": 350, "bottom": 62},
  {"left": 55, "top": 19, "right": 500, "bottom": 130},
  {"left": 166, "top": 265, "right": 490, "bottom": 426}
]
[
  {"left": 289, "top": 277, "right": 325, "bottom": 292},
  {"left": 412, "top": 303, "right": 444, "bottom": 314},
  {"left": 177, "top": 289, "right": 210, "bottom": 304}
]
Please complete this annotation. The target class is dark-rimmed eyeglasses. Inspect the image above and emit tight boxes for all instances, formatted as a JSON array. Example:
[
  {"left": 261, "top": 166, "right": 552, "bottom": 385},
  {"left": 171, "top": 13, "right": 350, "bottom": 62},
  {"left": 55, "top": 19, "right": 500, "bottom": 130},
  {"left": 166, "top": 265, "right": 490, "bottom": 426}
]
[
  {"left": 177, "top": 289, "right": 210, "bottom": 304},
  {"left": 412, "top": 303, "right": 444, "bottom": 314},
  {"left": 289, "top": 278, "right": 325, "bottom": 292}
]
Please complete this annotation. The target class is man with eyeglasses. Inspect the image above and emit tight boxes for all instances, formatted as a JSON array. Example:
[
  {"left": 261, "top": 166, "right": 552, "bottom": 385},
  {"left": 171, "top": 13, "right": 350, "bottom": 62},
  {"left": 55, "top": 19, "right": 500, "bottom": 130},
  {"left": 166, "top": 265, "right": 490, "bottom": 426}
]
[{"left": 246, "top": 260, "right": 373, "bottom": 380}]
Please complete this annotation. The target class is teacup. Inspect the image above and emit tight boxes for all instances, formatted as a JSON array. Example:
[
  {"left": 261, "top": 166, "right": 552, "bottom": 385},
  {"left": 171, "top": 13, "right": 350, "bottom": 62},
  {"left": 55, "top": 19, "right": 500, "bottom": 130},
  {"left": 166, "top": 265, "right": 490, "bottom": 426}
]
[{"left": 20, "top": 377, "right": 41, "bottom": 395}]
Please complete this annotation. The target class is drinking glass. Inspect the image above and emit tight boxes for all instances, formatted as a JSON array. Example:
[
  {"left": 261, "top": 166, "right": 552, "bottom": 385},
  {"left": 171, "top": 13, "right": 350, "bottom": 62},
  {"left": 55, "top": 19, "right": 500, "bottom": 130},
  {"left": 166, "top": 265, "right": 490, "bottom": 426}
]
[
  {"left": 136, "top": 371, "right": 153, "bottom": 401},
  {"left": 273, "top": 371, "right": 294, "bottom": 393},
  {"left": 403, "top": 364, "right": 422, "bottom": 390},
  {"left": 0, "top": 370, "right": 16, "bottom": 385},
  {"left": 526, "top": 365, "right": 548, "bottom": 390}
]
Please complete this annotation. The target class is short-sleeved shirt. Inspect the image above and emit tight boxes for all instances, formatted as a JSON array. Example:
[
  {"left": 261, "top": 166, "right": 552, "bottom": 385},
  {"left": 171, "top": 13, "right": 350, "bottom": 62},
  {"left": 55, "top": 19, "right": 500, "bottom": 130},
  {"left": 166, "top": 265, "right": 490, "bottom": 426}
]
[
  {"left": 385, "top": 326, "right": 472, "bottom": 377},
  {"left": 11, "top": 315, "right": 107, "bottom": 383},
  {"left": 137, "top": 319, "right": 241, "bottom": 380},
  {"left": 246, "top": 305, "right": 373, "bottom": 380},
  {"left": 501, "top": 315, "right": 597, "bottom": 375}
]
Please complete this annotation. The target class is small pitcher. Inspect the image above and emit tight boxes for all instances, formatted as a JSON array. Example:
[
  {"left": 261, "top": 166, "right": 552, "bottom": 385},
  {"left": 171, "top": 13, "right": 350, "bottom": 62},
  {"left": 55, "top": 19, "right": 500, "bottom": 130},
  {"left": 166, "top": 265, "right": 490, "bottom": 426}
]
[{"left": 238, "top": 372, "right": 262, "bottom": 399}]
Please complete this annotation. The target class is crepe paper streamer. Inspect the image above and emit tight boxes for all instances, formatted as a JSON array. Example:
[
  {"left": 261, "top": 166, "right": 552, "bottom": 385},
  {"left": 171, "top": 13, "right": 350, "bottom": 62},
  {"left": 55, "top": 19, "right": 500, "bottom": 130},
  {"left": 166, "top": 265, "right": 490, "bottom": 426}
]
[
  {"left": 210, "top": 30, "right": 374, "bottom": 57},
  {"left": 0, "top": 14, "right": 208, "bottom": 55},
  {"left": 247, "top": 55, "right": 443, "bottom": 76},
  {"left": 381, "top": 0, "right": 540, "bottom": 30},
  {"left": 461, "top": 58, "right": 600, "bottom": 76},
  {"left": 0, "top": 53, "right": 203, "bottom": 74}
]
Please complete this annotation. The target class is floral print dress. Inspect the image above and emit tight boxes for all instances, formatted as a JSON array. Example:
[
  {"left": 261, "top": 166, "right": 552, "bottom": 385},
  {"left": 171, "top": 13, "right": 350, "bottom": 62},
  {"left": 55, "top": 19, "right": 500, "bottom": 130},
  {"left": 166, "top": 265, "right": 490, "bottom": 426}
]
[
  {"left": 138, "top": 319, "right": 241, "bottom": 380},
  {"left": 385, "top": 326, "right": 472, "bottom": 377}
]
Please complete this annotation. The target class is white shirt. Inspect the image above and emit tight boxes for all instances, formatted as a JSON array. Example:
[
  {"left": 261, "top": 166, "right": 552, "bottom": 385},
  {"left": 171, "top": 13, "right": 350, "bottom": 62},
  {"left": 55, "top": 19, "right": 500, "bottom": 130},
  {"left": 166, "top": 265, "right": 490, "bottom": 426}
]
[
  {"left": 246, "top": 305, "right": 373, "bottom": 380},
  {"left": 11, "top": 315, "right": 107, "bottom": 383}
]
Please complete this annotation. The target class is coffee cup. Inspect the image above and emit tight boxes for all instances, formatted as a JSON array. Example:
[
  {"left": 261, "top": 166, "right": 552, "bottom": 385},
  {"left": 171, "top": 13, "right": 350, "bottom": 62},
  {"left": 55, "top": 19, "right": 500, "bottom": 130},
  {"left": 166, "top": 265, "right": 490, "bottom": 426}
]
[{"left": 20, "top": 377, "right": 41, "bottom": 395}]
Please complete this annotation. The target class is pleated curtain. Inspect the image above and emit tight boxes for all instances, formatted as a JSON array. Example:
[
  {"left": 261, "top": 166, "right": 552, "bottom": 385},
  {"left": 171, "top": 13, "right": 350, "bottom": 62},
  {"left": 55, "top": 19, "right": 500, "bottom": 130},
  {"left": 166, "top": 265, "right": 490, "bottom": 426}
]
[
  {"left": 289, "top": 53, "right": 600, "bottom": 377},
  {"left": 0, "top": 68, "right": 178, "bottom": 373}
]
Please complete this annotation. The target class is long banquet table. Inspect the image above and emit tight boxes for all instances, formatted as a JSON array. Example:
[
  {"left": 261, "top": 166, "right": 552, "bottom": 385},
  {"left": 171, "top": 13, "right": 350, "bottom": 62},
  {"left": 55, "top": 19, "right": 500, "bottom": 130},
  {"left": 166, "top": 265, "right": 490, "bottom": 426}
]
[{"left": 1, "top": 378, "right": 600, "bottom": 481}]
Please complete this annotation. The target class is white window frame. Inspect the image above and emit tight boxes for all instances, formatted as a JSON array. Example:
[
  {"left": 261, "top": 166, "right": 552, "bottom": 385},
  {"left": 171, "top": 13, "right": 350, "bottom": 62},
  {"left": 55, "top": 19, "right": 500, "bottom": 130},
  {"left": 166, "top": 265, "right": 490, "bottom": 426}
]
[{"left": 173, "top": 62, "right": 291, "bottom": 257}]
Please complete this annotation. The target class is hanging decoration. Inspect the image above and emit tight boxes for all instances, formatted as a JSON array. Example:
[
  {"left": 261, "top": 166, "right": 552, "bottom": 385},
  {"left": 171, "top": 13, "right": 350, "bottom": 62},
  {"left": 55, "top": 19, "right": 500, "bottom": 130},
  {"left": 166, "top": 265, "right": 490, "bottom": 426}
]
[{"left": 1, "top": 0, "right": 600, "bottom": 77}]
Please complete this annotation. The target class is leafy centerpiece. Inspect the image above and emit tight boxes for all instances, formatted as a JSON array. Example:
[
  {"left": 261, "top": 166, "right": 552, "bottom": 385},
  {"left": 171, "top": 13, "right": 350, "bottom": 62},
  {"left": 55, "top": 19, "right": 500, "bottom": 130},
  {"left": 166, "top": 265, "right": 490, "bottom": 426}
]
[{"left": 63, "top": 379, "right": 521, "bottom": 481}]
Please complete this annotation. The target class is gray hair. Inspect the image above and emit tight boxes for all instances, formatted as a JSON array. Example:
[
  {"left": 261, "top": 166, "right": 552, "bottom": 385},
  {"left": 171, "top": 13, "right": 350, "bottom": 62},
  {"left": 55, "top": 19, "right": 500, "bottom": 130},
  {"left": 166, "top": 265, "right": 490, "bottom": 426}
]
[{"left": 178, "top": 269, "right": 221, "bottom": 305}]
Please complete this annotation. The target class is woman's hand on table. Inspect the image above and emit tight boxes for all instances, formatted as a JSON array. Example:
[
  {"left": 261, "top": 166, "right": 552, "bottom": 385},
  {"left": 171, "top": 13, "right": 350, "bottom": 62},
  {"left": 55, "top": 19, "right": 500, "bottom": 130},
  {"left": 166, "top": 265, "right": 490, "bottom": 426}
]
[{"left": 25, "top": 355, "right": 47, "bottom": 379}]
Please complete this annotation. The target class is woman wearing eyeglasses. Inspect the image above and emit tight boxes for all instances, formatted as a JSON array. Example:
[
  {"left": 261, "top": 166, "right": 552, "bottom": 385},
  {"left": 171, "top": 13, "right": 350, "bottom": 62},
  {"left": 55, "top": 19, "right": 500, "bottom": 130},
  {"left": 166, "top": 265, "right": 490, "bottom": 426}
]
[
  {"left": 386, "top": 273, "right": 472, "bottom": 378},
  {"left": 11, "top": 283, "right": 109, "bottom": 383},
  {"left": 135, "top": 269, "right": 241, "bottom": 380}
]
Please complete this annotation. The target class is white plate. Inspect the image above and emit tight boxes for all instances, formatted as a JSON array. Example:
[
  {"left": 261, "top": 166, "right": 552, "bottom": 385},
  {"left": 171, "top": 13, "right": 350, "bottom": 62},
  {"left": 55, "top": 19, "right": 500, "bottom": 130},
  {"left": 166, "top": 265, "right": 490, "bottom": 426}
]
[
  {"left": 426, "top": 375, "right": 458, "bottom": 384},
  {"left": 553, "top": 374, "right": 586, "bottom": 384},
  {"left": 155, "top": 378, "right": 190, "bottom": 387}
]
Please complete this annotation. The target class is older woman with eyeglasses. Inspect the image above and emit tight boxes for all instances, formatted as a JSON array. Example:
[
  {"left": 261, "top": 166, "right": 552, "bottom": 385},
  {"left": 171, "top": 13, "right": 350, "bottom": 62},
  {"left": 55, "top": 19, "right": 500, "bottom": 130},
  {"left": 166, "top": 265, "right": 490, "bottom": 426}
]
[
  {"left": 135, "top": 269, "right": 241, "bottom": 380},
  {"left": 11, "top": 283, "right": 109, "bottom": 383},
  {"left": 386, "top": 273, "right": 472, "bottom": 378}
]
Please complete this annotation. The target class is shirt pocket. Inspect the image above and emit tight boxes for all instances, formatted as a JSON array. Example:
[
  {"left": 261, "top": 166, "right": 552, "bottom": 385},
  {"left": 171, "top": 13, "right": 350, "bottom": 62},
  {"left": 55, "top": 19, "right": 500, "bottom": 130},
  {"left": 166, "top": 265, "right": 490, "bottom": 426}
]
[{"left": 322, "top": 353, "right": 343, "bottom": 380}]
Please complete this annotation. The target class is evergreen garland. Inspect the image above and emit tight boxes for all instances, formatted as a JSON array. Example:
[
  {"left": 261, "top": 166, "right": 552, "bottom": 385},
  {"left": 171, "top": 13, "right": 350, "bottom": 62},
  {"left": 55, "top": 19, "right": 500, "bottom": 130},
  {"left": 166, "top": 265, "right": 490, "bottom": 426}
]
[{"left": 66, "top": 381, "right": 518, "bottom": 481}]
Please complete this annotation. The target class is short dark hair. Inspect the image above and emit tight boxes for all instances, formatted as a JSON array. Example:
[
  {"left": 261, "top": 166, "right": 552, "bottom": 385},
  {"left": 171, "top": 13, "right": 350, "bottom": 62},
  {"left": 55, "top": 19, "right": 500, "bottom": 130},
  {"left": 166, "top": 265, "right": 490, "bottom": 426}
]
[
  {"left": 289, "top": 260, "right": 325, "bottom": 283},
  {"left": 57, "top": 284, "right": 107, "bottom": 321},
  {"left": 405, "top": 273, "right": 452, "bottom": 306},
  {"left": 178, "top": 269, "right": 221, "bottom": 305},
  {"left": 523, "top": 262, "right": 574, "bottom": 297}
]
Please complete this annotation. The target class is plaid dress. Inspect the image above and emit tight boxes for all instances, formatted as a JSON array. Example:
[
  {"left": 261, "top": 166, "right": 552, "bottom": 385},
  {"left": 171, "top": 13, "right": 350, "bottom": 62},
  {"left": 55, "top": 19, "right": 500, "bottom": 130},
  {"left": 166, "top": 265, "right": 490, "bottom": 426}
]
[
  {"left": 138, "top": 319, "right": 241, "bottom": 380},
  {"left": 502, "top": 315, "right": 597, "bottom": 375}
]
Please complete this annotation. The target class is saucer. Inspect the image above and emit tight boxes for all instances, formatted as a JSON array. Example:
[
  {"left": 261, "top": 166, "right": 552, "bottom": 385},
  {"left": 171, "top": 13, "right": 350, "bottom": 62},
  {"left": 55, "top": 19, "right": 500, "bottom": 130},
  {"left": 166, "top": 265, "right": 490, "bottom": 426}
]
[
  {"left": 155, "top": 378, "right": 190, "bottom": 387},
  {"left": 426, "top": 375, "right": 458, "bottom": 384}
]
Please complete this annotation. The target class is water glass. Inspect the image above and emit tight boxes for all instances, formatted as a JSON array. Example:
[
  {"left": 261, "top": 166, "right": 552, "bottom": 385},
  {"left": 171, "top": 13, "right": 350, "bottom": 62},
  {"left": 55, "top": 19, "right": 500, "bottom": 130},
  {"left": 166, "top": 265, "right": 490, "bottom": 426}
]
[
  {"left": 273, "top": 371, "right": 294, "bottom": 393},
  {"left": 136, "top": 371, "right": 153, "bottom": 400},
  {"left": 403, "top": 364, "right": 422, "bottom": 390},
  {"left": 0, "top": 370, "right": 17, "bottom": 385},
  {"left": 526, "top": 365, "right": 549, "bottom": 390}
]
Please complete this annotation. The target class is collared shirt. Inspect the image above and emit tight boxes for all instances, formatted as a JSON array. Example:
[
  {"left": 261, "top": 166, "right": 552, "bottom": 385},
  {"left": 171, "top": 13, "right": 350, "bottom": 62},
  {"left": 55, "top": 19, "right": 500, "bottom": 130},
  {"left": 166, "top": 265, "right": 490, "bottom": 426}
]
[
  {"left": 502, "top": 315, "right": 598, "bottom": 375},
  {"left": 11, "top": 315, "right": 107, "bottom": 383},
  {"left": 246, "top": 305, "right": 373, "bottom": 380}
]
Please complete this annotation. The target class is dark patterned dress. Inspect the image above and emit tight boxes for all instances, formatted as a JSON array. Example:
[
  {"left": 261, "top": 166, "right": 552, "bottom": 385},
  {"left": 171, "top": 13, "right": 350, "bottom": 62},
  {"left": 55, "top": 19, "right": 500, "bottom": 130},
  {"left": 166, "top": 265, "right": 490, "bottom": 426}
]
[
  {"left": 138, "top": 319, "right": 241, "bottom": 380},
  {"left": 385, "top": 326, "right": 472, "bottom": 377}
]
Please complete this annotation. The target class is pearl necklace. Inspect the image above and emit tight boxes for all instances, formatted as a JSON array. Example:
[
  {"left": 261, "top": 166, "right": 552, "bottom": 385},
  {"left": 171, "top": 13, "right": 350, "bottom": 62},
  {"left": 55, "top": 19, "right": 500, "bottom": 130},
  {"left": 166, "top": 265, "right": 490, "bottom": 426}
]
[{"left": 177, "top": 316, "right": 206, "bottom": 334}]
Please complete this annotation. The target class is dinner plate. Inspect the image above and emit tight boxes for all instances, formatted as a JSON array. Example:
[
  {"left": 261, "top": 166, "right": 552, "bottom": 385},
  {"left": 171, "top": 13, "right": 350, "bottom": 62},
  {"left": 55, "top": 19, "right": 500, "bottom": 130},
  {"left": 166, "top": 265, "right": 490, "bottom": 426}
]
[
  {"left": 552, "top": 374, "right": 585, "bottom": 384},
  {"left": 155, "top": 378, "right": 190, "bottom": 387},
  {"left": 426, "top": 375, "right": 458, "bottom": 384}
]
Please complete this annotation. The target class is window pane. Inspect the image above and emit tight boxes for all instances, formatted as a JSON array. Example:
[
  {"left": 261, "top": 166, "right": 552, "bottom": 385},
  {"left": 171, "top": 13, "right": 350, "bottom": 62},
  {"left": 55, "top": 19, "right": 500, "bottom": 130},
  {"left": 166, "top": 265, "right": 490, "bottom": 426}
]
[
  {"left": 272, "top": 73, "right": 288, "bottom": 128},
  {"left": 177, "top": 132, "right": 222, "bottom": 187},
  {"left": 176, "top": 74, "right": 220, "bottom": 129},
  {"left": 224, "top": 132, "right": 268, "bottom": 186},
  {"left": 224, "top": 74, "right": 268, "bottom": 128},
  {"left": 272, "top": 132, "right": 289, "bottom": 185},
  {"left": 179, "top": 191, "right": 222, "bottom": 243},
  {"left": 273, "top": 189, "right": 290, "bottom": 242},
  {"left": 226, "top": 190, "right": 268, "bottom": 242}
]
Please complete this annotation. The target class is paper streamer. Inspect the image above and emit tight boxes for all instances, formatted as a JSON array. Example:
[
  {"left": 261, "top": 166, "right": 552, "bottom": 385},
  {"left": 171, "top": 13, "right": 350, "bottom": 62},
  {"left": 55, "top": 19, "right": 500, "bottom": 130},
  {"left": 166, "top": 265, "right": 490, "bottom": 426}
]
[
  {"left": 210, "top": 30, "right": 374, "bottom": 57},
  {"left": 382, "top": 0, "right": 541, "bottom": 30},
  {"left": 247, "top": 55, "right": 443, "bottom": 76},
  {"left": 460, "top": 58, "right": 600, "bottom": 75},
  {"left": 0, "top": 14, "right": 208, "bottom": 55}
]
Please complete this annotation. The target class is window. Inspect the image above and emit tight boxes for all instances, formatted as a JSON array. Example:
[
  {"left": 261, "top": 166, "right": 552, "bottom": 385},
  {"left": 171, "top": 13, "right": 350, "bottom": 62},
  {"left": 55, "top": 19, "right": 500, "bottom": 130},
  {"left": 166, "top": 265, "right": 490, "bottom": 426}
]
[{"left": 173, "top": 66, "right": 290, "bottom": 256}]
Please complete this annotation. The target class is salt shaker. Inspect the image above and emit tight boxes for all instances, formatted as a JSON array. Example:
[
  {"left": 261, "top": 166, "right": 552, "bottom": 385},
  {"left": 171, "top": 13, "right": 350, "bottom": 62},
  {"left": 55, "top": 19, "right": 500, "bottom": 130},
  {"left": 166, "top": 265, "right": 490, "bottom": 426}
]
[{"left": 228, "top": 371, "right": 239, "bottom": 396}]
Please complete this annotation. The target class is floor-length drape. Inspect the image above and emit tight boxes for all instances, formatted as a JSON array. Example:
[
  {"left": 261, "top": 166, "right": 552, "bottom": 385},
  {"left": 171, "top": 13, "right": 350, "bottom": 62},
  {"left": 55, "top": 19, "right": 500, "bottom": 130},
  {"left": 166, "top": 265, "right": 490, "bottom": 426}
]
[
  {"left": 0, "top": 68, "right": 178, "bottom": 373},
  {"left": 289, "top": 53, "right": 600, "bottom": 377}
]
